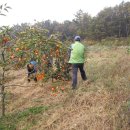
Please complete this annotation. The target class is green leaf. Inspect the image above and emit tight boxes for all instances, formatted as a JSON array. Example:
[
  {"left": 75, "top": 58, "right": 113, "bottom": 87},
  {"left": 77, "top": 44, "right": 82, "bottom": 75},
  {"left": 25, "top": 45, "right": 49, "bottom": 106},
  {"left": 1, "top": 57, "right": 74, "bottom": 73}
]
[
  {"left": 5, "top": 6, "right": 12, "bottom": 9},
  {"left": 4, "top": 8, "right": 8, "bottom": 12},
  {"left": 0, "top": 5, "right": 3, "bottom": 9},
  {"left": 0, "top": 13, "right": 6, "bottom": 16}
]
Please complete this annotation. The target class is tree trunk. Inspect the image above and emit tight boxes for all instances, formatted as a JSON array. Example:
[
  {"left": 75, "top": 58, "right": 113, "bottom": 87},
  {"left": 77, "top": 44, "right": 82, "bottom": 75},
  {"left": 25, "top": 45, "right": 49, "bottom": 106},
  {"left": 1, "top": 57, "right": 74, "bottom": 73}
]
[
  {"left": 126, "top": 23, "right": 129, "bottom": 37},
  {"left": 119, "top": 22, "right": 121, "bottom": 37},
  {"left": 1, "top": 85, "right": 5, "bottom": 117},
  {"left": 1, "top": 49, "right": 6, "bottom": 117},
  {"left": 1, "top": 68, "right": 5, "bottom": 117}
]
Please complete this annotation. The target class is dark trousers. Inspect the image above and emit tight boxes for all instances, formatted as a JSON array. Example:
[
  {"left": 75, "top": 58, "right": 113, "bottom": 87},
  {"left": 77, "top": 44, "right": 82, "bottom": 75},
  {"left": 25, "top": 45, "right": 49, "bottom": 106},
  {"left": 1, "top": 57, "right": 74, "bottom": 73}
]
[
  {"left": 27, "top": 69, "right": 37, "bottom": 82},
  {"left": 72, "top": 63, "right": 87, "bottom": 88}
]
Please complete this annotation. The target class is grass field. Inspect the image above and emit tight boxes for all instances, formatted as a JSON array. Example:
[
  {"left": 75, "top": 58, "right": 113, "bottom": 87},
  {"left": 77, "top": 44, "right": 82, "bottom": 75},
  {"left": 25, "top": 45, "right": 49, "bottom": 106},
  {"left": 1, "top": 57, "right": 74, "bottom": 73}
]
[{"left": 1, "top": 45, "right": 130, "bottom": 130}]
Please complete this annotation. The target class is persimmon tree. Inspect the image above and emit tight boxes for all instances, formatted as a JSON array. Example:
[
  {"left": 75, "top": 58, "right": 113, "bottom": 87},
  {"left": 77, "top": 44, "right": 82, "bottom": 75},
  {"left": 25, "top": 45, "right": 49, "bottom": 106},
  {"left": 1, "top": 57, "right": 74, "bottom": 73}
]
[
  {"left": 0, "top": 4, "right": 11, "bottom": 117},
  {"left": 0, "top": 2, "right": 70, "bottom": 117},
  {"left": 7, "top": 26, "right": 71, "bottom": 81},
  {"left": 0, "top": 25, "right": 71, "bottom": 116}
]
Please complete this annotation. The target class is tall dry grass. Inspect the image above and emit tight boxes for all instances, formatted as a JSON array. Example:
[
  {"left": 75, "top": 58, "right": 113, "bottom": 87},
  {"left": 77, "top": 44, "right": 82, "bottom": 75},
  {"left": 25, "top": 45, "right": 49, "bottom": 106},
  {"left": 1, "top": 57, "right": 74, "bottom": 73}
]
[{"left": 1, "top": 46, "right": 130, "bottom": 130}]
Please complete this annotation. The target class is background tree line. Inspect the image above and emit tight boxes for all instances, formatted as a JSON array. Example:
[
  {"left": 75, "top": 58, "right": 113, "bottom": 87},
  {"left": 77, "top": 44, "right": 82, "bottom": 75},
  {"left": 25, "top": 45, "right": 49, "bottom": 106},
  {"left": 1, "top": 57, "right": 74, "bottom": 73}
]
[{"left": 2, "top": 1, "right": 130, "bottom": 41}]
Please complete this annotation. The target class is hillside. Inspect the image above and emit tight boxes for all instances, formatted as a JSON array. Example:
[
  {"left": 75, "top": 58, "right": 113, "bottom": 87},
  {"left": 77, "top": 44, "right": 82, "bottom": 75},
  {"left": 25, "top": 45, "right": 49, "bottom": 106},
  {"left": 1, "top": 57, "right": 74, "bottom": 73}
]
[{"left": 1, "top": 46, "right": 130, "bottom": 130}]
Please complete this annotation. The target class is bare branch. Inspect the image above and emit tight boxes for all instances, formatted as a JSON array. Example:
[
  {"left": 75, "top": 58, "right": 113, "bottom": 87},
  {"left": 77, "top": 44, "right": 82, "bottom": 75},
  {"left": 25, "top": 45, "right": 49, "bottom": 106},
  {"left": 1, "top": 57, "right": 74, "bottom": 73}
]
[{"left": 5, "top": 84, "right": 37, "bottom": 88}]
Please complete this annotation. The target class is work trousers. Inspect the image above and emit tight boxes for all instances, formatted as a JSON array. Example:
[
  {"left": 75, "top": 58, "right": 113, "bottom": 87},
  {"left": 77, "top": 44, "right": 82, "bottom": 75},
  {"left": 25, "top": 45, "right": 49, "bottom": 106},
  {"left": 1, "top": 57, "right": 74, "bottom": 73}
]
[{"left": 72, "top": 63, "right": 87, "bottom": 88}]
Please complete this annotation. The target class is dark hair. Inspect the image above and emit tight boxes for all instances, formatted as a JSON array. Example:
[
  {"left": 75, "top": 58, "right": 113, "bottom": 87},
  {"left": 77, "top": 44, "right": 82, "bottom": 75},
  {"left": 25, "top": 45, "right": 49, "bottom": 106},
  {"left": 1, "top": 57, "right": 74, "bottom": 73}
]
[
  {"left": 75, "top": 38, "right": 80, "bottom": 41},
  {"left": 27, "top": 64, "right": 34, "bottom": 72}
]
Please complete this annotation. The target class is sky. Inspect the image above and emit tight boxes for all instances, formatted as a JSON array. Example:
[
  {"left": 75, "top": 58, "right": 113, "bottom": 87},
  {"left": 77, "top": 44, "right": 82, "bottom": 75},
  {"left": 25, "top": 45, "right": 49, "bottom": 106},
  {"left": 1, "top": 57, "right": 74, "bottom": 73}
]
[{"left": 0, "top": 0, "right": 130, "bottom": 26}]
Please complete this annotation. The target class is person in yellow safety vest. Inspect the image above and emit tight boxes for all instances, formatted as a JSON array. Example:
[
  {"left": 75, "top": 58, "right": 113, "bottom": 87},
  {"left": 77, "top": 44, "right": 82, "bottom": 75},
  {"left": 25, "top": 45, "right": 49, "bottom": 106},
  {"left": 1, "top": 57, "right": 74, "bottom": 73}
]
[{"left": 69, "top": 36, "right": 87, "bottom": 89}]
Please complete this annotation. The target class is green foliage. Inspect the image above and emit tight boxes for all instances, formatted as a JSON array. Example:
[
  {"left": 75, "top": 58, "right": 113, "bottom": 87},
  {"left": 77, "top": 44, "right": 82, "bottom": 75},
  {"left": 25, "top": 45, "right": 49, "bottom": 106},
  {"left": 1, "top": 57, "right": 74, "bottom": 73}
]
[
  {"left": 0, "top": 3, "right": 11, "bottom": 16},
  {"left": 0, "top": 106, "right": 49, "bottom": 130},
  {"left": 0, "top": 26, "right": 71, "bottom": 81},
  {"left": 17, "top": 106, "right": 49, "bottom": 119}
]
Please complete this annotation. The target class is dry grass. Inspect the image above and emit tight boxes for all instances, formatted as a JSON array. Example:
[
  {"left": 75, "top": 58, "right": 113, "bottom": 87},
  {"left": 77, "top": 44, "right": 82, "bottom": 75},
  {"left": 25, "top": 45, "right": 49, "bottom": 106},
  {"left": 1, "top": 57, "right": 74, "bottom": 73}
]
[{"left": 1, "top": 46, "right": 130, "bottom": 130}]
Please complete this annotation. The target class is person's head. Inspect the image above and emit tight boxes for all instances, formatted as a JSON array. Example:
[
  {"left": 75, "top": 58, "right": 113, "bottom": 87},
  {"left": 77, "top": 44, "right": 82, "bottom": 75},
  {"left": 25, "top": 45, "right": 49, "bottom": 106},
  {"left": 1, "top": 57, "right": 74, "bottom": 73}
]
[
  {"left": 74, "top": 36, "right": 81, "bottom": 42},
  {"left": 27, "top": 63, "right": 34, "bottom": 71}
]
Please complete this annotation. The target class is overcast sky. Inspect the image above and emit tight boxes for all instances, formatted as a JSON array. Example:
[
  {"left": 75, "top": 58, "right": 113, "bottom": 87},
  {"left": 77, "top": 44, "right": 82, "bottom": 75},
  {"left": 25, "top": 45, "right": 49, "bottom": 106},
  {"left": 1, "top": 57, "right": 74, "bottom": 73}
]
[{"left": 0, "top": 0, "right": 130, "bottom": 26}]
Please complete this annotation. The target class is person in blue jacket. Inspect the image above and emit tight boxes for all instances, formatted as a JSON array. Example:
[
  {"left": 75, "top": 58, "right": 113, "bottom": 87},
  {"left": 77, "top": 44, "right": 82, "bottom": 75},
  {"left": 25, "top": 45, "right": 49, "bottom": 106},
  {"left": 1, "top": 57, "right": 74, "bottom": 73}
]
[{"left": 27, "top": 60, "right": 37, "bottom": 82}]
